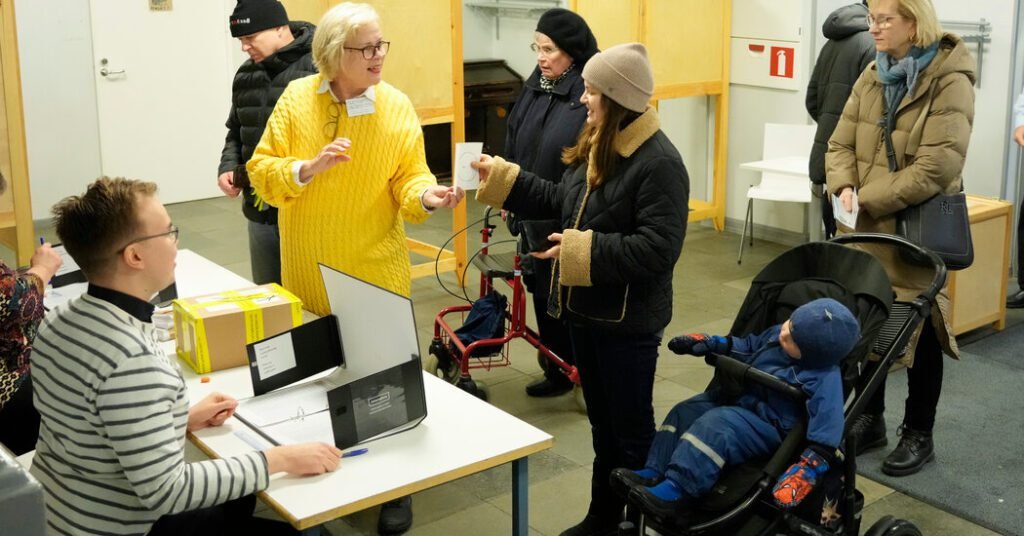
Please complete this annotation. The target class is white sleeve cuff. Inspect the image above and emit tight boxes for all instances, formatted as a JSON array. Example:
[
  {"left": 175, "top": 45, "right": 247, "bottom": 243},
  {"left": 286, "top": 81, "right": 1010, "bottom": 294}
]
[{"left": 292, "top": 161, "right": 308, "bottom": 186}]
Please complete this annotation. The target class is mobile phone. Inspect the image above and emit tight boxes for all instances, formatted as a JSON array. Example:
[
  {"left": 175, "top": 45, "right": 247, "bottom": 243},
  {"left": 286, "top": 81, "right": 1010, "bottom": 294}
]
[{"left": 521, "top": 219, "right": 561, "bottom": 253}]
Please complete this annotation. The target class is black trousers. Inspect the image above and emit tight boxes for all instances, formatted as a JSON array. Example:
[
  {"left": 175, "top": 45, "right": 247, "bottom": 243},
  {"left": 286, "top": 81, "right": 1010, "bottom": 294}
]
[
  {"left": 569, "top": 324, "right": 660, "bottom": 523},
  {"left": 820, "top": 185, "right": 838, "bottom": 239},
  {"left": 0, "top": 373, "right": 40, "bottom": 455},
  {"left": 865, "top": 320, "right": 944, "bottom": 432},
  {"left": 528, "top": 258, "right": 575, "bottom": 386},
  {"left": 149, "top": 495, "right": 297, "bottom": 535}
]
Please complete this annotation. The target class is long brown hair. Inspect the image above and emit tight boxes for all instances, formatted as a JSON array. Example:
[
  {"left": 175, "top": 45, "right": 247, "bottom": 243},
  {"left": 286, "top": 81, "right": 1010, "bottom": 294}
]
[{"left": 561, "top": 98, "right": 641, "bottom": 186}]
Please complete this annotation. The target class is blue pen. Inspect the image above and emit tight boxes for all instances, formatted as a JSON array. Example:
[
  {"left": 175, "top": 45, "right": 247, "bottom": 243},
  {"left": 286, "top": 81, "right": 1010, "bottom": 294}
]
[
  {"left": 342, "top": 448, "right": 368, "bottom": 458},
  {"left": 40, "top": 237, "right": 45, "bottom": 246}
]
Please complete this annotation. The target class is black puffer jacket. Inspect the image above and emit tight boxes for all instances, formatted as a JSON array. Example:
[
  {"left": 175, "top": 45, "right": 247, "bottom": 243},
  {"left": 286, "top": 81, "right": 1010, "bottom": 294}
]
[
  {"left": 219, "top": 21, "right": 317, "bottom": 224},
  {"left": 806, "top": 3, "right": 874, "bottom": 185},
  {"left": 478, "top": 108, "right": 689, "bottom": 334},
  {"left": 505, "top": 65, "right": 587, "bottom": 184}
]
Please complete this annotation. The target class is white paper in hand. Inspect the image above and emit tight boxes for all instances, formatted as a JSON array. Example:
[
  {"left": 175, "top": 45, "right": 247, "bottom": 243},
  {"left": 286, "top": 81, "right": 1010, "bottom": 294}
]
[
  {"left": 455, "top": 142, "right": 483, "bottom": 190},
  {"left": 831, "top": 190, "right": 859, "bottom": 229}
]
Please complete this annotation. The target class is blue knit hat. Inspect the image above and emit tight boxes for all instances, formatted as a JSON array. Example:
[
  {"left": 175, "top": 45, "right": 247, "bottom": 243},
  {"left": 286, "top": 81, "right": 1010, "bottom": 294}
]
[{"left": 789, "top": 298, "right": 860, "bottom": 369}]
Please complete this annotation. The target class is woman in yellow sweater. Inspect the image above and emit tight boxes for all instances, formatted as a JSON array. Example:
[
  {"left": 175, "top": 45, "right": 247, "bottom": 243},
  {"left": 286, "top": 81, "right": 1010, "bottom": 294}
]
[{"left": 248, "top": 2, "right": 462, "bottom": 318}]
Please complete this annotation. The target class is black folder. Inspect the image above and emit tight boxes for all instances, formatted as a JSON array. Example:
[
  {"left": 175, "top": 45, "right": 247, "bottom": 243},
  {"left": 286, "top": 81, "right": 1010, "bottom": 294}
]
[
  {"left": 327, "top": 358, "right": 427, "bottom": 449},
  {"left": 245, "top": 314, "right": 345, "bottom": 396}
]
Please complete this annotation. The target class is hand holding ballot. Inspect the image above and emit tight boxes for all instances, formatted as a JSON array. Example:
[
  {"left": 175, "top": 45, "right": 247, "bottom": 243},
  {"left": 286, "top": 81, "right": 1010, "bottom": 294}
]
[{"left": 832, "top": 187, "right": 859, "bottom": 229}]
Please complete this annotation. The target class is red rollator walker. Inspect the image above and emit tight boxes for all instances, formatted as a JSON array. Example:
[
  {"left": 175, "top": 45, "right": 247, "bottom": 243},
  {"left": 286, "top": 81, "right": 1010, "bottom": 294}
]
[{"left": 426, "top": 208, "right": 583, "bottom": 408}]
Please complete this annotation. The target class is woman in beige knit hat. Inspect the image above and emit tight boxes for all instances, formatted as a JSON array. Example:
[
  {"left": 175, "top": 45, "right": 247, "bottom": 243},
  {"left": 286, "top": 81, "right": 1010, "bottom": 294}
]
[{"left": 472, "top": 42, "right": 691, "bottom": 535}]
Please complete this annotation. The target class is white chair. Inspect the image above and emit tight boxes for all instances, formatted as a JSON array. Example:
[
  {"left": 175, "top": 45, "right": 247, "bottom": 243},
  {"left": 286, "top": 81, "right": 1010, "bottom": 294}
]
[{"left": 737, "top": 123, "right": 817, "bottom": 264}]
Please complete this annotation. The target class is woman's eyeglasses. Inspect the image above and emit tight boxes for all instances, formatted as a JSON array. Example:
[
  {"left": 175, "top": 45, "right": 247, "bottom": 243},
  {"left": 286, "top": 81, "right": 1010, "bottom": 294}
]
[
  {"left": 530, "top": 42, "right": 560, "bottom": 57},
  {"left": 343, "top": 40, "right": 390, "bottom": 60},
  {"left": 866, "top": 14, "right": 899, "bottom": 29},
  {"left": 116, "top": 224, "right": 179, "bottom": 254}
]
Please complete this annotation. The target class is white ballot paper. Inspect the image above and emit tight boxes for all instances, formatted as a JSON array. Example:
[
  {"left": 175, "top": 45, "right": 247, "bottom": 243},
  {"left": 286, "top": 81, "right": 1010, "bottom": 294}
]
[
  {"left": 831, "top": 189, "right": 859, "bottom": 229},
  {"left": 53, "top": 245, "right": 81, "bottom": 278},
  {"left": 455, "top": 142, "right": 483, "bottom": 190}
]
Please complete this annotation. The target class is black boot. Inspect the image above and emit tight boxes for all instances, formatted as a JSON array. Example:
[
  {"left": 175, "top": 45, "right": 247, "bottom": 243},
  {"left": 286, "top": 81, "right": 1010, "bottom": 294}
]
[
  {"left": 525, "top": 377, "right": 573, "bottom": 397},
  {"left": 882, "top": 426, "right": 934, "bottom": 476},
  {"left": 377, "top": 495, "right": 413, "bottom": 535},
  {"left": 609, "top": 468, "right": 662, "bottom": 500},
  {"left": 848, "top": 412, "right": 888, "bottom": 455}
]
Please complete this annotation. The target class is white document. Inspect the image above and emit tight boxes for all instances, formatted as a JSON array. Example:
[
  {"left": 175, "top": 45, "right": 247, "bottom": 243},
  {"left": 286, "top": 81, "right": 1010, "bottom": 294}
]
[
  {"left": 235, "top": 380, "right": 328, "bottom": 427},
  {"left": 52, "top": 245, "right": 81, "bottom": 278},
  {"left": 455, "top": 142, "right": 483, "bottom": 190},
  {"left": 831, "top": 190, "right": 859, "bottom": 229},
  {"left": 252, "top": 333, "right": 297, "bottom": 381},
  {"left": 44, "top": 282, "right": 88, "bottom": 311}
]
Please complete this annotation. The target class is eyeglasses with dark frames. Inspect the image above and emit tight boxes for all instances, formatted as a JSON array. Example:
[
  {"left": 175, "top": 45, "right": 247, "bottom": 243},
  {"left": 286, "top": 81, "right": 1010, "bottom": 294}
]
[
  {"left": 343, "top": 40, "right": 390, "bottom": 60},
  {"left": 116, "top": 224, "right": 179, "bottom": 254}
]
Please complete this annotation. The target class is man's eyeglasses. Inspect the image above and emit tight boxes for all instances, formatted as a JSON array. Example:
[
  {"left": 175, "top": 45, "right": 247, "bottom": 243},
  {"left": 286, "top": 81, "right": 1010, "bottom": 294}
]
[
  {"left": 343, "top": 40, "right": 390, "bottom": 60},
  {"left": 866, "top": 14, "right": 899, "bottom": 29},
  {"left": 117, "top": 224, "right": 179, "bottom": 254},
  {"left": 530, "top": 42, "right": 560, "bottom": 57}
]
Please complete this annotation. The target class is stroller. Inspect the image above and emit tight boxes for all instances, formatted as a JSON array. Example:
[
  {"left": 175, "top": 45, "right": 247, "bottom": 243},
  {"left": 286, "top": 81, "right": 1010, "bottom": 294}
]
[{"left": 618, "top": 233, "right": 944, "bottom": 536}]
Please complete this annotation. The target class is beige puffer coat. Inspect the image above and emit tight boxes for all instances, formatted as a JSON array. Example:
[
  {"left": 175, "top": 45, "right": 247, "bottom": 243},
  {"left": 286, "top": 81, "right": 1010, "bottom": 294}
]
[{"left": 826, "top": 33, "right": 976, "bottom": 364}]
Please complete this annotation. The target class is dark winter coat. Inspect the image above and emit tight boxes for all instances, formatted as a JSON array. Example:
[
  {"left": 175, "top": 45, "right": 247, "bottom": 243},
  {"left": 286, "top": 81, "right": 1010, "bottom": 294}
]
[
  {"left": 477, "top": 108, "right": 689, "bottom": 334},
  {"left": 806, "top": 3, "right": 875, "bottom": 185},
  {"left": 219, "top": 21, "right": 317, "bottom": 225},
  {"left": 505, "top": 65, "right": 588, "bottom": 184}
]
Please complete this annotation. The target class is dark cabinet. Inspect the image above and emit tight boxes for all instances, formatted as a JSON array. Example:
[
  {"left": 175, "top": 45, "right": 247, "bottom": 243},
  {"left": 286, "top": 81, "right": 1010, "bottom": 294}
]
[{"left": 424, "top": 60, "right": 523, "bottom": 178}]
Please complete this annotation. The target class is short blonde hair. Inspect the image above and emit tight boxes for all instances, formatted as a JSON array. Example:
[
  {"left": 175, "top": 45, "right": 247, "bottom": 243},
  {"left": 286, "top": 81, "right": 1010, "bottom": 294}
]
[
  {"left": 312, "top": 2, "right": 380, "bottom": 81},
  {"left": 869, "top": 0, "right": 944, "bottom": 47}
]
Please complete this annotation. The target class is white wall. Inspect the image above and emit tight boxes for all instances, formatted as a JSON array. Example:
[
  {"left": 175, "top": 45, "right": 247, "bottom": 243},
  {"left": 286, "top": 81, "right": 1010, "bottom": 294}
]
[{"left": 17, "top": 0, "right": 102, "bottom": 220}]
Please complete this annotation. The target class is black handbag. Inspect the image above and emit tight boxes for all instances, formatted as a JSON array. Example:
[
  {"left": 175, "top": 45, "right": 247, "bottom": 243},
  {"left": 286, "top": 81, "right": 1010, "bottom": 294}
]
[
  {"left": 895, "top": 192, "right": 974, "bottom": 270},
  {"left": 882, "top": 82, "right": 974, "bottom": 271}
]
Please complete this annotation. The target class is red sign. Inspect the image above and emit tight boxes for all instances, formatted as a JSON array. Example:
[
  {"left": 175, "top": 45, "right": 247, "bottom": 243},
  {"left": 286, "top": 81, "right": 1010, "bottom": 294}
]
[{"left": 770, "top": 46, "right": 795, "bottom": 78}]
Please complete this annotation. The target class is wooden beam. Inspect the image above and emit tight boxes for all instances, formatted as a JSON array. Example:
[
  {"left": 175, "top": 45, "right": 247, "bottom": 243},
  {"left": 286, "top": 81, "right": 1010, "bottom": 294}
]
[{"left": 0, "top": 0, "right": 36, "bottom": 265}]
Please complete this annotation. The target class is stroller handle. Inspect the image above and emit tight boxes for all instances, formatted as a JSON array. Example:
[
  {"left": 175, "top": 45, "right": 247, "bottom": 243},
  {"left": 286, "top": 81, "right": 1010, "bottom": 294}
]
[
  {"left": 828, "top": 232, "right": 947, "bottom": 308},
  {"left": 707, "top": 354, "right": 806, "bottom": 401}
]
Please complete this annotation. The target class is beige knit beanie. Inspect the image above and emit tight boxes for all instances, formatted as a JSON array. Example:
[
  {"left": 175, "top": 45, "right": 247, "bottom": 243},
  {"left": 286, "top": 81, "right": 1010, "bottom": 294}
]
[{"left": 581, "top": 43, "right": 654, "bottom": 113}]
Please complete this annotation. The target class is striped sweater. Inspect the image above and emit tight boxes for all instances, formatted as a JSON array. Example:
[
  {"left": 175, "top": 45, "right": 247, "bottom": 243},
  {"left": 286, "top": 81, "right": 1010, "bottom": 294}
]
[
  {"left": 248, "top": 75, "right": 436, "bottom": 314},
  {"left": 30, "top": 294, "right": 269, "bottom": 535}
]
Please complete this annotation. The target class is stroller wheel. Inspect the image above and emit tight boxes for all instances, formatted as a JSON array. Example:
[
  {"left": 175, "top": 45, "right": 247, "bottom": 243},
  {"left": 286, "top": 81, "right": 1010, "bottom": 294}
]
[
  {"left": 864, "top": 515, "right": 922, "bottom": 536},
  {"left": 456, "top": 377, "right": 489, "bottom": 401}
]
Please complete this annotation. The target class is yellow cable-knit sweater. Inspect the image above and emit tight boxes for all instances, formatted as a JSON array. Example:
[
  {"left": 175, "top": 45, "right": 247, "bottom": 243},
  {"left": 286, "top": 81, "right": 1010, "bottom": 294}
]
[{"left": 248, "top": 75, "right": 436, "bottom": 314}]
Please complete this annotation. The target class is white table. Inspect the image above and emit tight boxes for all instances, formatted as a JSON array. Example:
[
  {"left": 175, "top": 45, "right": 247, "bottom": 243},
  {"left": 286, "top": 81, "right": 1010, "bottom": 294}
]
[
  {"left": 169, "top": 250, "right": 554, "bottom": 534},
  {"left": 739, "top": 156, "right": 823, "bottom": 242}
]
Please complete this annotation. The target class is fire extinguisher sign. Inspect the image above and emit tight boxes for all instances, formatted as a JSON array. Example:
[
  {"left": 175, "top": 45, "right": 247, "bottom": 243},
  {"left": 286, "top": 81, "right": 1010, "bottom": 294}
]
[{"left": 770, "top": 46, "right": 795, "bottom": 78}]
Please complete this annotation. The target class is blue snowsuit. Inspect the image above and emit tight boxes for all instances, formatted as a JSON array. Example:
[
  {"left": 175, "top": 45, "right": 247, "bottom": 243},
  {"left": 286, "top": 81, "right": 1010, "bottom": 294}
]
[{"left": 645, "top": 325, "right": 845, "bottom": 499}]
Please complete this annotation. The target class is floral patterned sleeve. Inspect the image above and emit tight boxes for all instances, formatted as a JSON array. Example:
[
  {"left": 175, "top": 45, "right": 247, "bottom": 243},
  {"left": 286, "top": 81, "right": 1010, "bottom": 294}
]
[{"left": 0, "top": 262, "right": 47, "bottom": 381}]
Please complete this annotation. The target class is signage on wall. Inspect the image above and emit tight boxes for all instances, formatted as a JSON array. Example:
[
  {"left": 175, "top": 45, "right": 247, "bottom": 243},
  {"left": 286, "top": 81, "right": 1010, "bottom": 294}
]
[
  {"left": 149, "top": 0, "right": 172, "bottom": 11},
  {"left": 769, "top": 46, "right": 795, "bottom": 79}
]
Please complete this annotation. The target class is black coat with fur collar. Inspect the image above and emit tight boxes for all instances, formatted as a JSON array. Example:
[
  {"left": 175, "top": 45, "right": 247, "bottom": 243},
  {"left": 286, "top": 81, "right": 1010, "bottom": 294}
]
[{"left": 477, "top": 108, "right": 690, "bottom": 334}]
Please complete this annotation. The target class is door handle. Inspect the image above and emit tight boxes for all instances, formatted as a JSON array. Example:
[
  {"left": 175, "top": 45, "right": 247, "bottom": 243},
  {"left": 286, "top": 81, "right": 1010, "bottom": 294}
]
[{"left": 99, "top": 67, "right": 125, "bottom": 77}]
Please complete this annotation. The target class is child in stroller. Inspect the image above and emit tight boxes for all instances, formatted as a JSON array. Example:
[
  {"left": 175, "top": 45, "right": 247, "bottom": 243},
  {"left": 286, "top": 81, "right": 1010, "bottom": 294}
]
[
  {"left": 612, "top": 298, "right": 859, "bottom": 520},
  {"left": 612, "top": 234, "right": 942, "bottom": 536}
]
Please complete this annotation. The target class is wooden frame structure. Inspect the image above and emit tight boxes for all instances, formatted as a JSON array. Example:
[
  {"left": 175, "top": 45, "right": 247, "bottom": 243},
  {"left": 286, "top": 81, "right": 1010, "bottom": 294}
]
[
  {"left": 283, "top": 0, "right": 468, "bottom": 280},
  {"left": 570, "top": 0, "right": 731, "bottom": 230},
  {"left": 0, "top": 0, "right": 36, "bottom": 265}
]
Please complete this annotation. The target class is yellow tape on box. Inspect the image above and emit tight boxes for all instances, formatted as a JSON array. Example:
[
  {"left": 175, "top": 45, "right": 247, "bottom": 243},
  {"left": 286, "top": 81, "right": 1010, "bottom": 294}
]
[{"left": 173, "top": 283, "right": 303, "bottom": 373}]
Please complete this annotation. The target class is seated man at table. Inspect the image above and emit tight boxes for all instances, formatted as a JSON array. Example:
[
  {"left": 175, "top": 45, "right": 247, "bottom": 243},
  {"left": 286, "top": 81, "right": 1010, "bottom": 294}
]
[{"left": 29, "top": 177, "right": 343, "bottom": 535}]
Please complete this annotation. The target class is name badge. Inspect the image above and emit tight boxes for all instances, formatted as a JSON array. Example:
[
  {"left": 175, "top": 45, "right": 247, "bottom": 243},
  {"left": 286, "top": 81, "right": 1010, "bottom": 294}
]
[{"left": 346, "top": 96, "right": 375, "bottom": 117}]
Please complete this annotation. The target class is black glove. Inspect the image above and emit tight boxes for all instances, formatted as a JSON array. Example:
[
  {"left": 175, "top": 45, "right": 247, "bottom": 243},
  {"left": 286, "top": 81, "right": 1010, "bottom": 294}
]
[{"left": 667, "top": 333, "right": 731, "bottom": 356}]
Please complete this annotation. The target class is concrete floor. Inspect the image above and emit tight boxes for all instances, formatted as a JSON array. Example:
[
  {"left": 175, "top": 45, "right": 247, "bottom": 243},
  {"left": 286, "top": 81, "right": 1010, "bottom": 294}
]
[{"left": 19, "top": 194, "right": 1005, "bottom": 536}]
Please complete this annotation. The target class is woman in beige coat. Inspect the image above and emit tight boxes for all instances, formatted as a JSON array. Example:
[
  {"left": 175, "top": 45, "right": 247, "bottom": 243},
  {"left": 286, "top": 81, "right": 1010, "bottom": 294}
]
[{"left": 826, "top": 0, "right": 975, "bottom": 476}]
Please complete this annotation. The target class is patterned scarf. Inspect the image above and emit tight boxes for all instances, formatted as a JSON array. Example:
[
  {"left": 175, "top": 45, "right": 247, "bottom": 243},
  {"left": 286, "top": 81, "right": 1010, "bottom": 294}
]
[
  {"left": 539, "top": 64, "right": 574, "bottom": 93},
  {"left": 876, "top": 42, "right": 940, "bottom": 123}
]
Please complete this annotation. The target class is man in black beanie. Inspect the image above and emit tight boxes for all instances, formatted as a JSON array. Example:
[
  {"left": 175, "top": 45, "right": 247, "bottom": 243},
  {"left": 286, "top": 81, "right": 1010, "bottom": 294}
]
[
  {"left": 218, "top": 0, "right": 317, "bottom": 286},
  {"left": 504, "top": 7, "right": 598, "bottom": 398}
]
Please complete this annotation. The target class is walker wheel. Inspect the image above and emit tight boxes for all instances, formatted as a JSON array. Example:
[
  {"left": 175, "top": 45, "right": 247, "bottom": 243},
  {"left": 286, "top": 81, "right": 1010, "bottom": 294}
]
[{"left": 456, "top": 377, "right": 489, "bottom": 402}]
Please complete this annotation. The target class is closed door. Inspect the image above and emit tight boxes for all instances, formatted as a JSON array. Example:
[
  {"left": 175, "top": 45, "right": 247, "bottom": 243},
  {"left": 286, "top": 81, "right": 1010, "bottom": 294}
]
[{"left": 89, "top": 0, "right": 242, "bottom": 203}]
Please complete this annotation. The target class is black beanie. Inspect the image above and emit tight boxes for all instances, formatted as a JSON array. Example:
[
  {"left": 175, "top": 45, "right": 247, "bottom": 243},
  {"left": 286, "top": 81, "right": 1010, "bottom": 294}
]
[
  {"left": 229, "top": 0, "right": 289, "bottom": 38},
  {"left": 535, "top": 8, "right": 599, "bottom": 66}
]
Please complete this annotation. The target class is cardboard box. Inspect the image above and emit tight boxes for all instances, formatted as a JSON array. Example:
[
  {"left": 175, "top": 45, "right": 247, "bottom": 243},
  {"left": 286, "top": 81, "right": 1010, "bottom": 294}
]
[{"left": 174, "top": 284, "right": 303, "bottom": 373}]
